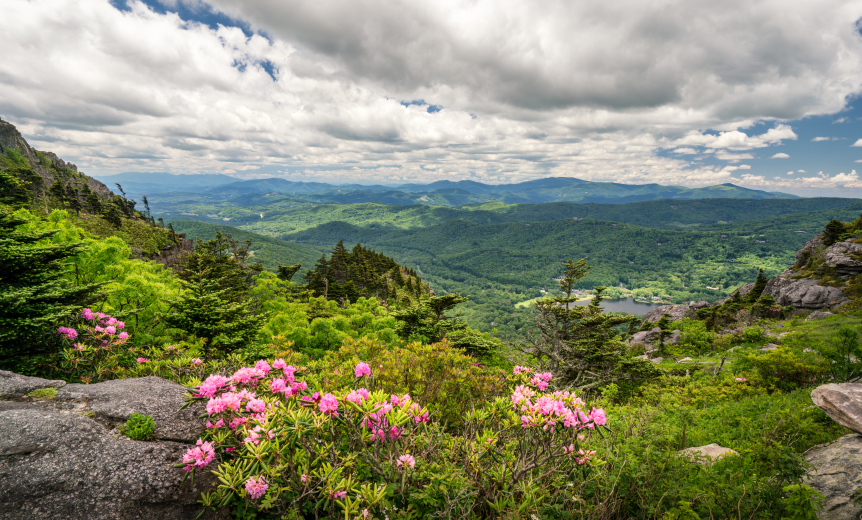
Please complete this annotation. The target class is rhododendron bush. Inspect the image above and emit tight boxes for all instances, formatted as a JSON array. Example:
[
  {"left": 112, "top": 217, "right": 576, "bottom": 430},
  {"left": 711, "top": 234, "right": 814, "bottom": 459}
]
[{"left": 181, "top": 359, "right": 608, "bottom": 518}]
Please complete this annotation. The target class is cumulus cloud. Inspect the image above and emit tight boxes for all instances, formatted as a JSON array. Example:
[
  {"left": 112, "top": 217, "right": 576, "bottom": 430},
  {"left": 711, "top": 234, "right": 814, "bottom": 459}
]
[
  {"left": 770, "top": 152, "right": 789, "bottom": 158},
  {"left": 0, "top": 0, "right": 861, "bottom": 189},
  {"left": 853, "top": 139, "right": 862, "bottom": 147}
]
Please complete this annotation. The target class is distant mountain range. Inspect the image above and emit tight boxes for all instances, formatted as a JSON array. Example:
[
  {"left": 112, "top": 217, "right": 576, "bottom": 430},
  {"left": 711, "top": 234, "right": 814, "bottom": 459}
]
[{"left": 94, "top": 173, "right": 799, "bottom": 206}]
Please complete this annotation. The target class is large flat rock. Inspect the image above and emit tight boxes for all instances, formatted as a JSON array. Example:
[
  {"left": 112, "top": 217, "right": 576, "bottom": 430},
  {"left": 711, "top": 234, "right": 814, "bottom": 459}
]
[
  {"left": 59, "top": 376, "right": 205, "bottom": 443},
  {"left": 812, "top": 383, "right": 862, "bottom": 434},
  {"left": 804, "top": 434, "right": 862, "bottom": 520},
  {"left": 764, "top": 277, "right": 848, "bottom": 310},
  {"left": 0, "top": 409, "right": 219, "bottom": 520},
  {"left": 825, "top": 239, "right": 862, "bottom": 276},
  {"left": 0, "top": 370, "right": 66, "bottom": 399}
]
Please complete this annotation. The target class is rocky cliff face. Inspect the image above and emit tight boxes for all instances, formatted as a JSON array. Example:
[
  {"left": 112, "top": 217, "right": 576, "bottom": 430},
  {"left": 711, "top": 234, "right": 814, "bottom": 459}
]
[{"left": 0, "top": 119, "right": 111, "bottom": 198}]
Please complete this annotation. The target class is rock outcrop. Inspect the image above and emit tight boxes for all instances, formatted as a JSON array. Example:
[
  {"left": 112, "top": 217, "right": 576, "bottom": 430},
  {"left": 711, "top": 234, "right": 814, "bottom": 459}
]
[
  {"left": 0, "top": 119, "right": 111, "bottom": 199},
  {"left": 628, "top": 327, "right": 680, "bottom": 351},
  {"left": 811, "top": 383, "right": 862, "bottom": 434},
  {"left": 764, "top": 275, "right": 848, "bottom": 310},
  {"left": 679, "top": 443, "right": 738, "bottom": 463},
  {"left": 804, "top": 434, "right": 862, "bottom": 520},
  {"left": 0, "top": 371, "right": 218, "bottom": 520},
  {"left": 807, "top": 311, "right": 835, "bottom": 321},
  {"left": 825, "top": 239, "right": 862, "bottom": 276},
  {"left": 643, "top": 301, "right": 707, "bottom": 323},
  {"left": 148, "top": 234, "right": 194, "bottom": 270}
]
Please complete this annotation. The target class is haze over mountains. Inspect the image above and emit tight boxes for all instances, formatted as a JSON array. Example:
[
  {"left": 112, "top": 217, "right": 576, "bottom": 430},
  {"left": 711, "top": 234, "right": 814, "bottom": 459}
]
[{"left": 95, "top": 172, "right": 798, "bottom": 207}]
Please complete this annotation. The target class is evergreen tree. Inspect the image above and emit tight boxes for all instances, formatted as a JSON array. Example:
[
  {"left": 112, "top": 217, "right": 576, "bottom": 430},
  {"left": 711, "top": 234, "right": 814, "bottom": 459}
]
[
  {"left": 822, "top": 218, "right": 847, "bottom": 247},
  {"left": 48, "top": 180, "right": 67, "bottom": 207},
  {"left": 177, "top": 232, "right": 263, "bottom": 302},
  {"left": 391, "top": 293, "right": 469, "bottom": 343},
  {"left": 0, "top": 212, "right": 101, "bottom": 366},
  {"left": 277, "top": 264, "right": 302, "bottom": 282},
  {"left": 521, "top": 258, "right": 659, "bottom": 390},
  {"left": 65, "top": 184, "right": 82, "bottom": 216},
  {"left": 745, "top": 268, "right": 768, "bottom": 304},
  {"left": 161, "top": 269, "right": 264, "bottom": 359}
]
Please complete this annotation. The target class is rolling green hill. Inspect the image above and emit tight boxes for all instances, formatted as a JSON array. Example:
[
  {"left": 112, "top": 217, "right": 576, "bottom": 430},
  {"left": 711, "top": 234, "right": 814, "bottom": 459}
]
[
  {"left": 169, "top": 221, "right": 326, "bottom": 276},
  {"left": 155, "top": 197, "right": 857, "bottom": 234}
]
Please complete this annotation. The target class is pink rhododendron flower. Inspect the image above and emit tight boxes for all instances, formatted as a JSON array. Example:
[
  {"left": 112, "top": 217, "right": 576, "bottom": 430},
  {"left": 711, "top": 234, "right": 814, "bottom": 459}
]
[
  {"left": 347, "top": 388, "right": 370, "bottom": 405},
  {"left": 182, "top": 438, "right": 215, "bottom": 471},
  {"left": 105, "top": 326, "right": 117, "bottom": 335},
  {"left": 311, "top": 392, "right": 322, "bottom": 403},
  {"left": 81, "top": 308, "right": 94, "bottom": 320},
  {"left": 254, "top": 360, "right": 271, "bottom": 375},
  {"left": 735, "top": 377, "right": 747, "bottom": 382},
  {"left": 328, "top": 489, "right": 347, "bottom": 500},
  {"left": 117, "top": 321, "right": 125, "bottom": 329},
  {"left": 137, "top": 357, "right": 148, "bottom": 363},
  {"left": 270, "top": 378, "right": 287, "bottom": 394},
  {"left": 319, "top": 393, "right": 339, "bottom": 415},
  {"left": 245, "top": 476, "right": 268, "bottom": 499},
  {"left": 197, "top": 375, "right": 228, "bottom": 398},
  {"left": 513, "top": 365, "right": 533, "bottom": 375},
  {"left": 246, "top": 398, "right": 266, "bottom": 413},
  {"left": 589, "top": 408, "right": 607, "bottom": 426},
  {"left": 300, "top": 474, "right": 308, "bottom": 484},
  {"left": 57, "top": 327, "right": 78, "bottom": 340},
  {"left": 229, "top": 417, "right": 248, "bottom": 430},
  {"left": 106, "top": 317, "right": 117, "bottom": 325},
  {"left": 397, "top": 454, "right": 415, "bottom": 469},
  {"left": 118, "top": 332, "right": 129, "bottom": 340},
  {"left": 354, "top": 362, "right": 371, "bottom": 378},
  {"left": 192, "top": 358, "right": 202, "bottom": 366},
  {"left": 231, "top": 367, "right": 264, "bottom": 386},
  {"left": 272, "top": 358, "right": 286, "bottom": 370}
]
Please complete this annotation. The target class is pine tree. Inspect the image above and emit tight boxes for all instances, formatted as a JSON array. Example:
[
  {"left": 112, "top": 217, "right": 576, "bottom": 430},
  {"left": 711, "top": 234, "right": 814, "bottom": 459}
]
[
  {"left": 745, "top": 268, "right": 768, "bottom": 304},
  {"left": 822, "top": 218, "right": 847, "bottom": 247},
  {"left": 0, "top": 212, "right": 101, "bottom": 366},
  {"left": 520, "top": 258, "right": 659, "bottom": 390},
  {"left": 177, "top": 232, "right": 263, "bottom": 302},
  {"left": 161, "top": 269, "right": 264, "bottom": 359}
]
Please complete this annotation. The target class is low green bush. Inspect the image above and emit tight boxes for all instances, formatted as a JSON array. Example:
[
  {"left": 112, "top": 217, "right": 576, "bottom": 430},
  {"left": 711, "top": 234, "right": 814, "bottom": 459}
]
[{"left": 119, "top": 413, "right": 157, "bottom": 441}]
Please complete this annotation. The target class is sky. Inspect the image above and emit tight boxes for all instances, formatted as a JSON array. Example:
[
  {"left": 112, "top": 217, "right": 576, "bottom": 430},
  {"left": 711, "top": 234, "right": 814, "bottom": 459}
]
[{"left": 2, "top": 0, "right": 862, "bottom": 196}]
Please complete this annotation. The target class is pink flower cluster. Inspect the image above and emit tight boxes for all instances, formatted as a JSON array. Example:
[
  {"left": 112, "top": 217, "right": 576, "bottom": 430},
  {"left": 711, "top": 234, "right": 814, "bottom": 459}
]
[
  {"left": 245, "top": 476, "right": 269, "bottom": 499},
  {"left": 396, "top": 454, "right": 416, "bottom": 470},
  {"left": 513, "top": 365, "right": 533, "bottom": 375},
  {"left": 735, "top": 377, "right": 748, "bottom": 383},
  {"left": 57, "top": 326, "right": 78, "bottom": 340},
  {"left": 512, "top": 384, "right": 605, "bottom": 431},
  {"left": 361, "top": 393, "right": 429, "bottom": 441},
  {"left": 182, "top": 438, "right": 215, "bottom": 472},
  {"left": 354, "top": 362, "right": 372, "bottom": 378},
  {"left": 530, "top": 372, "right": 553, "bottom": 391}
]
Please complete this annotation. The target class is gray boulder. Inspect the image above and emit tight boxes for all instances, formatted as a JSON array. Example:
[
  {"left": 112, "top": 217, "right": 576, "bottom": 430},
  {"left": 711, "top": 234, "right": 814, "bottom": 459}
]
[
  {"left": 643, "top": 304, "right": 695, "bottom": 323},
  {"left": 58, "top": 376, "right": 205, "bottom": 443},
  {"left": 0, "top": 409, "right": 220, "bottom": 520},
  {"left": 807, "top": 311, "right": 835, "bottom": 321},
  {"left": 629, "top": 327, "right": 661, "bottom": 346},
  {"left": 0, "top": 370, "right": 66, "bottom": 399},
  {"left": 679, "top": 443, "right": 738, "bottom": 464},
  {"left": 804, "top": 434, "right": 862, "bottom": 520},
  {"left": 0, "top": 372, "right": 219, "bottom": 520},
  {"left": 824, "top": 239, "right": 862, "bottom": 276},
  {"left": 812, "top": 383, "right": 862, "bottom": 434},
  {"left": 764, "top": 276, "right": 848, "bottom": 310}
]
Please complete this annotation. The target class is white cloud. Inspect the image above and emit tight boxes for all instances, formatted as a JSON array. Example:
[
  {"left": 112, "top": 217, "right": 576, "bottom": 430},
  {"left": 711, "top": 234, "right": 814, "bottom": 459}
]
[
  {"left": 786, "top": 171, "right": 794, "bottom": 175},
  {"left": 798, "top": 169, "right": 806, "bottom": 173},
  {"left": 770, "top": 152, "right": 790, "bottom": 158},
  {"left": 0, "top": 0, "right": 861, "bottom": 188},
  {"left": 853, "top": 139, "right": 862, "bottom": 147},
  {"left": 674, "top": 125, "right": 797, "bottom": 151},
  {"left": 812, "top": 136, "right": 832, "bottom": 141},
  {"left": 715, "top": 151, "right": 755, "bottom": 162},
  {"left": 833, "top": 117, "right": 847, "bottom": 123}
]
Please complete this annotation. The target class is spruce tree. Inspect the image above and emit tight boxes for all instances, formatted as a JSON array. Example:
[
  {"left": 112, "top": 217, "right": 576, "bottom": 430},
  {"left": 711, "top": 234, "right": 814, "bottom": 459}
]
[
  {"left": 521, "top": 258, "right": 659, "bottom": 390},
  {"left": 822, "top": 218, "right": 847, "bottom": 247},
  {"left": 745, "top": 268, "right": 768, "bottom": 304},
  {"left": 161, "top": 269, "right": 264, "bottom": 359},
  {"left": 0, "top": 212, "right": 101, "bottom": 366}
]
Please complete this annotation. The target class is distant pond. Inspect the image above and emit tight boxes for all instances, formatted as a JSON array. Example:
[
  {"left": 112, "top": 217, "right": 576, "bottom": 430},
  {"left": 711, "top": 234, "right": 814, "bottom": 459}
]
[{"left": 567, "top": 297, "right": 668, "bottom": 315}]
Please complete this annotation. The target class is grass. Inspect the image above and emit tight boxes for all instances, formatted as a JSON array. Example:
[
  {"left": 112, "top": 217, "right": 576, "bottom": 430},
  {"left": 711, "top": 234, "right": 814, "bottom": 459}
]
[{"left": 27, "top": 387, "right": 58, "bottom": 399}]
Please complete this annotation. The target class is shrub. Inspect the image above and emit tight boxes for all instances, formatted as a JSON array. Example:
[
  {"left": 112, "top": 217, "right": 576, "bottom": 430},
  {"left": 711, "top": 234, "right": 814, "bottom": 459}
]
[
  {"left": 120, "top": 413, "right": 157, "bottom": 441},
  {"left": 180, "top": 358, "right": 608, "bottom": 518},
  {"left": 747, "top": 349, "right": 827, "bottom": 393}
]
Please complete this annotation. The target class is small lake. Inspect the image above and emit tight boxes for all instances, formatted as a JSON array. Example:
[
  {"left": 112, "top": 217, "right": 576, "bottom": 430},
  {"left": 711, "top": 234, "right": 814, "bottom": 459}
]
[{"left": 567, "top": 297, "right": 668, "bottom": 315}]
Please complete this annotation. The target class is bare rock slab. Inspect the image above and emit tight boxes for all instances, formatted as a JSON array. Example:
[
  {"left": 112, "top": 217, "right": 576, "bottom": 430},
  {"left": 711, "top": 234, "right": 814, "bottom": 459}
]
[
  {"left": 765, "top": 277, "right": 848, "bottom": 310},
  {"left": 812, "top": 383, "right": 862, "bottom": 434},
  {"left": 0, "top": 370, "right": 66, "bottom": 399},
  {"left": 804, "top": 434, "right": 862, "bottom": 520},
  {"left": 58, "top": 376, "right": 205, "bottom": 442},
  {"left": 0, "top": 409, "right": 219, "bottom": 520}
]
